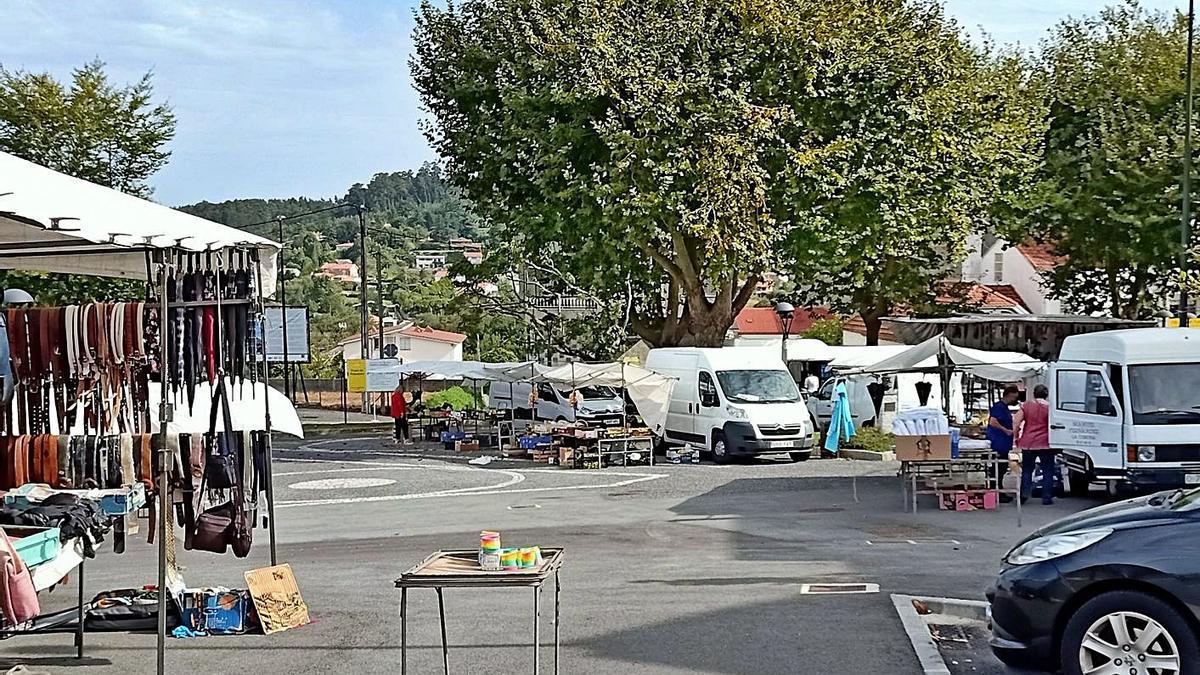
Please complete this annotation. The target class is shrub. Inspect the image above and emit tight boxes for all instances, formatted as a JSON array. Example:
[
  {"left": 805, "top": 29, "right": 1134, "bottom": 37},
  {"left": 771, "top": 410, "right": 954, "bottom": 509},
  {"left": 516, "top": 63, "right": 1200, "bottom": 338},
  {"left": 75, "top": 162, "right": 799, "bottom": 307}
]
[
  {"left": 843, "top": 426, "right": 894, "bottom": 453},
  {"left": 423, "top": 386, "right": 478, "bottom": 410},
  {"left": 800, "top": 318, "right": 843, "bottom": 346}
]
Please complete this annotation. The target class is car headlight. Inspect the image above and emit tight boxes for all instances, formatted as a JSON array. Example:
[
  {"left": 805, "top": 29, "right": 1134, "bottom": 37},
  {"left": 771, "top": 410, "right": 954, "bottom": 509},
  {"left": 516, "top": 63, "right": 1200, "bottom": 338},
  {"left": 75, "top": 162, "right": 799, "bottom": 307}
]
[
  {"left": 1138, "top": 446, "right": 1156, "bottom": 462},
  {"left": 725, "top": 405, "right": 747, "bottom": 420},
  {"left": 1005, "top": 528, "right": 1112, "bottom": 566}
]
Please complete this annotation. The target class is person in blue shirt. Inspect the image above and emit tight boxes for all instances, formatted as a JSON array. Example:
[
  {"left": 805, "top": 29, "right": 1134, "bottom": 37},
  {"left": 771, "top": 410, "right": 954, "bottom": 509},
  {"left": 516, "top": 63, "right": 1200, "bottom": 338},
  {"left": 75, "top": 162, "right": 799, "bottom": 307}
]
[{"left": 988, "top": 385, "right": 1020, "bottom": 501}]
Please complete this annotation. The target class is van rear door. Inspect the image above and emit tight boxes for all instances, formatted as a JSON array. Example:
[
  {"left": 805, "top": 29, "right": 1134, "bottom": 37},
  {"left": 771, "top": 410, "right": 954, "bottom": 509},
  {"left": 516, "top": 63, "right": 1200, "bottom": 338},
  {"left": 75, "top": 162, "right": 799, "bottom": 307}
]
[{"left": 1049, "top": 363, "right": 1123, "bottom": 477}]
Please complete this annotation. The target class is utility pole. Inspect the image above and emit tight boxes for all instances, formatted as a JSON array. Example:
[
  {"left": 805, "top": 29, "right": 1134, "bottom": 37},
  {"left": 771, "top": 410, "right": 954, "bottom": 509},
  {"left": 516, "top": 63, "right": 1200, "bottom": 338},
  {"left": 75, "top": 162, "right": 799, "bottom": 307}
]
[
  {"left": 1182, "top": 0, "right": 1196, "bottom": 325},
  {"left": 357, "top": 205, "right": 370, "bottom": 413},
  {"left": 276, "top": 215, "right": 291, "bottom": 400},
  {"left": 376, "top": 247, "right": 385, "bottom": 349}
]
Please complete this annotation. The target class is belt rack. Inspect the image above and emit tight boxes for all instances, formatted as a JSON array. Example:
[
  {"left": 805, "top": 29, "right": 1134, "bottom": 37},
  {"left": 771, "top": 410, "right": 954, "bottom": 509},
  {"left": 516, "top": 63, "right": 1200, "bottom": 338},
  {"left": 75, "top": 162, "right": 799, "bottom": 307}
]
[{"left": 0, "top": 241, "right": 282, "bottom": 675}]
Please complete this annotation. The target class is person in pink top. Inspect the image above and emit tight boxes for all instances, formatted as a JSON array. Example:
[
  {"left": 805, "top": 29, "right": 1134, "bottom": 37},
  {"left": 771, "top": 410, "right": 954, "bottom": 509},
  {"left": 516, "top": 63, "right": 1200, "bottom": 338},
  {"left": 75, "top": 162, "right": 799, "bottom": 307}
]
[{"left": 1013, "top": 384, "right": 1055, "bottom": 505}]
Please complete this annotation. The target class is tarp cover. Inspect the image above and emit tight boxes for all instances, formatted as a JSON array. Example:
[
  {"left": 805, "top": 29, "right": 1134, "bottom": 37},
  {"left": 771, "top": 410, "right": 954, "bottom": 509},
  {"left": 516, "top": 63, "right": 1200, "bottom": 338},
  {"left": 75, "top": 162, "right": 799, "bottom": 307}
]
[
  {"left": 146, "top": 380, "right": 304, "bottom": 438},
  {"left": 846, "top": 335, "right": 1044, "bottom": 382},
  {"left": 394, "top": 360, "right": 549, "bottom": 383},
  {"left": 534, "top": 362, "right": 676, "bottom": 435},
  {"left": 0, "top": 151, "right": 279, "bottom": 288}
]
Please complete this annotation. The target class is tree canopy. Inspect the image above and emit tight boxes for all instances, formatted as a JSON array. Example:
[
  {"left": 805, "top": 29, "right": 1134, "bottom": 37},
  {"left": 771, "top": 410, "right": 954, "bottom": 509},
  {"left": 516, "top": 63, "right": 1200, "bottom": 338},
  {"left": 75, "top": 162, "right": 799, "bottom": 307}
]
[
  {"left": 1016, "top": 2, "right": 1193, "bottom": 318},
  {"left": 413, "top": 0, "right": 1043, "bottom": 346}
]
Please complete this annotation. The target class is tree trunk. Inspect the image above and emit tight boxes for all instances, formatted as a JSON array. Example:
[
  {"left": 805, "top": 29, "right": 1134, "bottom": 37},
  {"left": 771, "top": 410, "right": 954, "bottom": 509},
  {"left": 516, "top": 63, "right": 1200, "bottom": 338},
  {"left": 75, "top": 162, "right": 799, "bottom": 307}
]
[{"left": 863, "top": 314, "right": 882, "bottom": 346}]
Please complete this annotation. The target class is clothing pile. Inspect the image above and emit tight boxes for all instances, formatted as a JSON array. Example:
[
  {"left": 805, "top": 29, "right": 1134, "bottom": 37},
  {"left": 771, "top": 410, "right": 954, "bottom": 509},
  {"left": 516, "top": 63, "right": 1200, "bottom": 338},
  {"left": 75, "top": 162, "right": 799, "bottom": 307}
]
[
  {"left": 891, "top": 407, "right": 950, "bottom": 436},
  {"left": 0, "top": 493, "right": 110, "bottom": 558}
]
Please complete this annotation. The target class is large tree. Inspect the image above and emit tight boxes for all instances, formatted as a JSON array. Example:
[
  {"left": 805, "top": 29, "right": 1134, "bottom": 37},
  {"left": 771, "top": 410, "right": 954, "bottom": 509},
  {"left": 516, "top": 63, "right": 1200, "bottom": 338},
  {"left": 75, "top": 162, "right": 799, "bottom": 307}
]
[
  {"left": 784, "top": 2, "right": 1044, "bottom": 344},
  {"left": 0, "top": 59, "right": 175, "bottom": 198},
  {"left": 413, "top": 0, "right": 1042, "bottom": 347},
  {"left": 1018, "top": 2, "right": 1192, "bottom": 318},
  {"left": 413, "top": 0, "right": 826, "bottom": 347}
]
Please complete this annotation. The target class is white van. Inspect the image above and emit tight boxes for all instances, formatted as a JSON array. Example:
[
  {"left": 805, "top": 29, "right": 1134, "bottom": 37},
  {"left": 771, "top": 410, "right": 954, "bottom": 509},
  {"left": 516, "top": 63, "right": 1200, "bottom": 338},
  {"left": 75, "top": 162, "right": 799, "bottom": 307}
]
[
  {"left": 489, "top": 381, "right": 626, "bottom": 426},
  {"left": 1051, "top": 329, "right": 1200, "bottom": 495},
  {"left": 644, "top": 347, "right": 814, "bottom": 463}
]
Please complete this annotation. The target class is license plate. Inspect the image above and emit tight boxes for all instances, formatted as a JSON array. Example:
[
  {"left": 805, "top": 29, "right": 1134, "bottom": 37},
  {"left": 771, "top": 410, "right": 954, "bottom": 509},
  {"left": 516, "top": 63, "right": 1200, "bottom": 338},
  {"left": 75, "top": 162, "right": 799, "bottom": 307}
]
[
  {"left": 769, "top": 440, "right": 798, "bottom": 449},
  {"left": 1186, "top": 474, "right": 1200, "bottom": 486}
]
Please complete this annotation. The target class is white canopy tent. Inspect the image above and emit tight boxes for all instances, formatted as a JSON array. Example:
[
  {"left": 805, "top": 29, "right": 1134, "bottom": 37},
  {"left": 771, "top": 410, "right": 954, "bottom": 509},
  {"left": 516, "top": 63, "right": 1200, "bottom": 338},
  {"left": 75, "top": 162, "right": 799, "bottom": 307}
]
[
  {"left": 846, "top": 334, "right": 1045, "bottom": 382},
  {"left": 394, "top": 360, "right": 550, "bottom": 383},
  {"left": 533, "top": 362, "right": 676, "bottom": 435},
  {"left": 0, "top": 150, "right": 279, "bottom": 285}
]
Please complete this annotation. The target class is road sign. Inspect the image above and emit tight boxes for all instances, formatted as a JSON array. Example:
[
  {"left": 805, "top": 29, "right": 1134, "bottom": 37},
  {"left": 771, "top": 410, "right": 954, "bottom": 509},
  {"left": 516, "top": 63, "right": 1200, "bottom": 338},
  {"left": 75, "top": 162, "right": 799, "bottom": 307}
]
[
  {"left": 345, "top": 358, "right": 404, "bottom": 392},
  {"left": 383, "top": 343, "right": 398, "bottom": 358}
]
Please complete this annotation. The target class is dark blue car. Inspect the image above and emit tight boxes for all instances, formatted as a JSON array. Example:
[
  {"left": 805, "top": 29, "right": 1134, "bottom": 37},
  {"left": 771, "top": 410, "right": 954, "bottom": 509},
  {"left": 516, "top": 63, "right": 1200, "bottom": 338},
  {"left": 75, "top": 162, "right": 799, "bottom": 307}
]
[{"left": 989, "top": 488, "right": 1200, "bottom": 674}]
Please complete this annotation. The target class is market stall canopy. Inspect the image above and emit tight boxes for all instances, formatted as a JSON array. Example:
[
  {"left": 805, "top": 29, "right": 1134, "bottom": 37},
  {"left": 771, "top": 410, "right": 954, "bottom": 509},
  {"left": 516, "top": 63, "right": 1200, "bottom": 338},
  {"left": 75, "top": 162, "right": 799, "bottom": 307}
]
[
  {"left": 884, "top": 314, "right": 1154, "bottom": 360},
  {"left": 395, "top": 360, "right": 549, "bottom": 383},
  {"left": 845, "top": 334, "right": 1045, "bottom": 382},
  {"left": 533, "top": 362, "right": 676, "bottom": 434},
  {"left": 0, "top": 151, "right": 279, "bottom": 289}
]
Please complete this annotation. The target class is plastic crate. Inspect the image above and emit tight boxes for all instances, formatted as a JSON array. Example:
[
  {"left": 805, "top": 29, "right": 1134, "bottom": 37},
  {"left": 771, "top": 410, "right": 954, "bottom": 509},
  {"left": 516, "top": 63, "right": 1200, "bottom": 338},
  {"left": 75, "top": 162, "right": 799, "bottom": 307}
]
[{"left": 8, "top": 526, "right": 62, "bottom": 567}]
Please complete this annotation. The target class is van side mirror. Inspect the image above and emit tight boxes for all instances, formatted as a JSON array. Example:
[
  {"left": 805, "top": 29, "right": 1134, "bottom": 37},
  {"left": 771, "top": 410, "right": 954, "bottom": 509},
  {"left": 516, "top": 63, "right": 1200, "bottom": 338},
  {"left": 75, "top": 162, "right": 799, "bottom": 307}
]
[
  {"left": 1095, "top": 396, "right": 1116, "bottom": 417},
  {"left": 701, "top": 391, "right": 719, "bottom": 408}
]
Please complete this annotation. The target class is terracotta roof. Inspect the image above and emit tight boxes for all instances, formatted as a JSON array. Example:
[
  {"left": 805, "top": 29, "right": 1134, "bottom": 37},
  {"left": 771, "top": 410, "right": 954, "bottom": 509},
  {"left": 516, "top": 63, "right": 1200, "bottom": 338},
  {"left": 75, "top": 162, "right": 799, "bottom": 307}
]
[
  {"left": 842, "top": 313, "right": 899, "bottom": 343},
  {"left": 936, "top": 282, "right": 1027, "bottom": 310},
  {"left": 399, "top": 325, "right": 467, "bottom": 344},
  {"left": 1016, "top": 242, "right": 1065, "bottom": 272},
  {"left": 734, "top": 306, "right": 832, "bottom": 336}
]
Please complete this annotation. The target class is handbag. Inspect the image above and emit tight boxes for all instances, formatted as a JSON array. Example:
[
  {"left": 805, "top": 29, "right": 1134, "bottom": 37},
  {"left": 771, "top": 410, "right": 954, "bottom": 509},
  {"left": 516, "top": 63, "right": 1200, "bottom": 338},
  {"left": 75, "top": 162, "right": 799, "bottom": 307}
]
[
  {"left": 204, "top": 380, "right": 238, "bottom": 489},
  {"left": 188, "top": 380, "right": 252, "bottom": 558},
  {"left": 0, "top": 527, "right": 40, "bottom": 625}
]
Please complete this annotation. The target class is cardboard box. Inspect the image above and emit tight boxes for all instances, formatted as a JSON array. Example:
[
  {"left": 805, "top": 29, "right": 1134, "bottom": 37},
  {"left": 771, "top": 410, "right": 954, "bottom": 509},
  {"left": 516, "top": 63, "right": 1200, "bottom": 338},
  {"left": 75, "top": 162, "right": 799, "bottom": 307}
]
[
  {"left": 938, "top": 490, "right": 998, "bottom": 511},
  {"left": 183, "top": 589, "right": 253, "bottom": 634},
  {"left": 894, "top": 434, "right": 952, "bottom": 462},
  {"left": 455, "top": 440, "right": 481, "bottom": 453}
]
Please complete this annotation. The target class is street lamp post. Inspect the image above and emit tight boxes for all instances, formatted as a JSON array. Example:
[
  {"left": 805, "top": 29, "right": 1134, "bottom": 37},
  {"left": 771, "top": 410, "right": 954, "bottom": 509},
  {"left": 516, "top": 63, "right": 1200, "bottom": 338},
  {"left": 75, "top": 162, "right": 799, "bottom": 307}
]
[
  {"left": 276, "top": 215, "right": 291, "bottom": 400},
  {"left": 774, "top": 301, "right": 795, "bottom": 364}
]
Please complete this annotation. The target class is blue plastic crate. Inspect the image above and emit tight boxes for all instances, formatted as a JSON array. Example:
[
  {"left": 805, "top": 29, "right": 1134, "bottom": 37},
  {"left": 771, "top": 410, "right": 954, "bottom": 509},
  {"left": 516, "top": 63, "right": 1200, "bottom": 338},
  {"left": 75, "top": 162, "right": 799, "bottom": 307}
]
[
  {"left": 519, "top": 435, "right": 553, "bottom": 450},
  {"left": 9, "top": 526, "right": 61, "bottom": 568},
  {"left": 440, "top": 430, "right": 467, "bottom": 443}
]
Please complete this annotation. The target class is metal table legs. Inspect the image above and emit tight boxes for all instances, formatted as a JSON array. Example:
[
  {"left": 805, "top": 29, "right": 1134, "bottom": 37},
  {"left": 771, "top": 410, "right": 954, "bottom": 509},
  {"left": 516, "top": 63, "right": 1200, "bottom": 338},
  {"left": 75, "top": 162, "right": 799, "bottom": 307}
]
[
  {"left": 75, "top": 559, "right": 85, "bottom": 658},
  {"left": 398, "top": 580, "right": 562, "bottom": 674}
]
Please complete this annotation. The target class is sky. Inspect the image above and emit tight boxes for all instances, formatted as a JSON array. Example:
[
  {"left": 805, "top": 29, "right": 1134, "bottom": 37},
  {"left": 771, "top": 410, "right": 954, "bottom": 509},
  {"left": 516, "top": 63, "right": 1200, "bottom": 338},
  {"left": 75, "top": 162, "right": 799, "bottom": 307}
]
[{"left": 0, "top": 0, "right": 1189, "bottom": 207}]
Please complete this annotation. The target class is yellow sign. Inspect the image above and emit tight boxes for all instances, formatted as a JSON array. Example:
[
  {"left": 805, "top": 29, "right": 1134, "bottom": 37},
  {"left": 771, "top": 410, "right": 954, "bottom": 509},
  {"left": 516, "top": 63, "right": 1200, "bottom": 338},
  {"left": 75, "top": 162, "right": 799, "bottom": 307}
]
[
  {"left": 1165, "top": 318, "right": 1200, "bottom": 328},
  {"left": 345, "top": 359, "right": 367, "bottom": 392}
]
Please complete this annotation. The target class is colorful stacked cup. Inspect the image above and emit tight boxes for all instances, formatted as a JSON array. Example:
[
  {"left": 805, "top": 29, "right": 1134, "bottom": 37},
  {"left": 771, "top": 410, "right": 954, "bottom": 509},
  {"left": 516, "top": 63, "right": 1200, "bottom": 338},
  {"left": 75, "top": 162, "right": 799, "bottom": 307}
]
[
  {"left": 479, "top": 531, "right": 502, "bottom": 570},
  {"left": 501, "top": 548, "right": 522, "bottom": 571},
  {"left": 519, "top": 547, "right": 538, "bottom": 568}
]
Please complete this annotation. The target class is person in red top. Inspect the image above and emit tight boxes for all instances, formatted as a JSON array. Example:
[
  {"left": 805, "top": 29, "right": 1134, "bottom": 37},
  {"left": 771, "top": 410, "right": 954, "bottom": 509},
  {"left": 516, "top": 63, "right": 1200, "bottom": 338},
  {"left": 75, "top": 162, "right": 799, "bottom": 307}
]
[
  {"left": 1013, "top": 384, "right": 1055, "bottom": 505},
  {"left": 390, "top": 383, "right": 411, "bottom": 445}
]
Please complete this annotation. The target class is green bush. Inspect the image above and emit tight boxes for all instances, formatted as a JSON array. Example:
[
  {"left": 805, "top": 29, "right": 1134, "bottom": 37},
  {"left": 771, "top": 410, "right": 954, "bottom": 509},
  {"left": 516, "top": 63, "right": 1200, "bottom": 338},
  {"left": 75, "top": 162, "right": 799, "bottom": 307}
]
[
  {"left": 423, "top": 386, "right": 478, "bottom": 410},
  {"left": 800, "top": 318, "right": 843, "bottom": 346},
  {"left": 843, "top": 426, "right": 894, "bottom": 453}
]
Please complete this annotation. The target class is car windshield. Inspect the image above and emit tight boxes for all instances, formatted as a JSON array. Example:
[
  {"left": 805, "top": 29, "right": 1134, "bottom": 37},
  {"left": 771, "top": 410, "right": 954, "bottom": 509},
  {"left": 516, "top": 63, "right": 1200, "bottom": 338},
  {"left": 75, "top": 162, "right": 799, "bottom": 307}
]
[
  {"left": 1167, "top": 488, "right": 1200, "bottom": 511},
  {"left": 1129, "top": 363, "right": 1200, "bottom": 425},
  {"left": 576, "top": 385, "right": 618, "bottom": 400},
  {"left": 716, "top": 370, "right": 801, "bottom": 403}
]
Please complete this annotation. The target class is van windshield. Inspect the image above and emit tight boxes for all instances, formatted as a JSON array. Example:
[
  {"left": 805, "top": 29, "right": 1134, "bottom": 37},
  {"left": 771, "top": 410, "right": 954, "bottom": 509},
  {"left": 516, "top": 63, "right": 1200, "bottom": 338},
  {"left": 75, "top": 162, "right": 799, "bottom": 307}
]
[
  {"left": 1129, "top": 363, "right": 1200, "bottom": 425},
  {"left": 575, "top": 386, "right": 619, "bottom": 400},
  {"left": 716, "top": 370, "right": 801, "bottom": 404}
]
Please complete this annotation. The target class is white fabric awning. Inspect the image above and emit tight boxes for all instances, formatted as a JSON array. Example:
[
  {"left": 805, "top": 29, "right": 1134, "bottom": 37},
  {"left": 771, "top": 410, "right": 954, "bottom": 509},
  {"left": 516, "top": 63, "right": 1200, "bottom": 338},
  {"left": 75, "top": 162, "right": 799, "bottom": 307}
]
[
  {"left": 147, "top": 380, "right": 304, "bottom": 438},
  {"left": 846, "top": 335, "right": 1045, "bottom": 382},
  {"left": 0, "top": 151, "right": 279, "bottom": 290},
  {"left": 533, "top": 362, "right": 676, "bottom": 435},
  {"left": 395, "top": 360, "right": 549, "bottom": 383}
]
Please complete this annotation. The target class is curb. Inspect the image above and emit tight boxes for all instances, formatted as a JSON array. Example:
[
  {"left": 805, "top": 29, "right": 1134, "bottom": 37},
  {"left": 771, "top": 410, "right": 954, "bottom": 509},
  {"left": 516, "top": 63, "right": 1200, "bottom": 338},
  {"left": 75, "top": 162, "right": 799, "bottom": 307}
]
[
  {"left": 891, "top": 594, "right": 989, "bottom": 675},
  {"left": 301, "top": 422, "right": 392, "bottom": 437},
  {"left": 841, "top": 449, "right": 896, "bottom": 462}
]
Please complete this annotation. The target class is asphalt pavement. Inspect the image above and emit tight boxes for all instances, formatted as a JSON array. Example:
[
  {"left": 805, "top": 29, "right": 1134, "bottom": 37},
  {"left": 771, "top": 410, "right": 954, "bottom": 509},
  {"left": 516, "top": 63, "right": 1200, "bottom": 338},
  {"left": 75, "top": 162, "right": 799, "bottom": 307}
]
[{"left": 5, "top": 434, "right": 1100, "bottom": 674}]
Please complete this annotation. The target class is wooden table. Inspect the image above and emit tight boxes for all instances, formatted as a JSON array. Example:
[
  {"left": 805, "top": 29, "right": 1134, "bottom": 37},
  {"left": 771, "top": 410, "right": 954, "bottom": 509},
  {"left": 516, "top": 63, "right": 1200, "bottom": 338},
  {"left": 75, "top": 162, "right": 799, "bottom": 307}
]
[
  {"left": 394, "top": 548, "right": 565, "bottom": 674},
  {"left": 900, "top": 452, "right": 1022, "bottom": 526}
]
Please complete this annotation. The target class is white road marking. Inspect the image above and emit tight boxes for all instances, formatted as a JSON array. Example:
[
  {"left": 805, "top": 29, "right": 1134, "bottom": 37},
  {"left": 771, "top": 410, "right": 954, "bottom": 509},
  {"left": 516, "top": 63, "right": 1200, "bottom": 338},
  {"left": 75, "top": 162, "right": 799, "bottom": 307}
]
[{"left": 289, "top": 477, "right": 398, "bottom": 490}]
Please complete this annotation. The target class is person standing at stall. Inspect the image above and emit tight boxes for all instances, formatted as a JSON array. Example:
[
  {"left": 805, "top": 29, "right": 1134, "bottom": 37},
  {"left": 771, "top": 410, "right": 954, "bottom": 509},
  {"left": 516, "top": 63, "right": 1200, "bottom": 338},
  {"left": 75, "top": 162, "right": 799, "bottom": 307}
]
[
  {"left": 1014, "top": 384, "right": 1055, "bottom": 505},
  {"left": 988, "top": 385, "right": 1020, "bottom": 502},
  {"left": 391, "top": 382, "right": 411, "bottom": 446}
]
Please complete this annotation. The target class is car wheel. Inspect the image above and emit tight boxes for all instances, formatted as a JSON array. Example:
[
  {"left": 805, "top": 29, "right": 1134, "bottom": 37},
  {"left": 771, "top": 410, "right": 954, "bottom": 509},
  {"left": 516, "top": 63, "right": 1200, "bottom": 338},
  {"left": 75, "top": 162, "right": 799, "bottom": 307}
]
[
  {"left": 1105, "top": 479, "right": 1122, "bottom": 499},
  {"left": 711, "top": 432, "right": 731, "bottom": 465},
  {"left": 1060, "top": 590, "right": 1199, "bottom": 675},
  {"left": 789, "top": 452, "right": 810, "bottom": 463},
  {"left": 1068, "top": 469, "right": 1091, "bottom": 497}
]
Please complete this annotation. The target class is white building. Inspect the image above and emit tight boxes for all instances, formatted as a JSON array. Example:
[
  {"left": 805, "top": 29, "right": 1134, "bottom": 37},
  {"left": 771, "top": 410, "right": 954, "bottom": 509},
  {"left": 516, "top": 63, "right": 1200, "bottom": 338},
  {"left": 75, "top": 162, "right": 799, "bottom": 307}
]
[
  {"left": 415, "top": 251, "right": 448, "bottom": 270},
  {"left": 961, "top": 235, "right": 1063, "bottom": 314},
  {"left": 335, "top": 322, "right": 466, "bottom": 362}
]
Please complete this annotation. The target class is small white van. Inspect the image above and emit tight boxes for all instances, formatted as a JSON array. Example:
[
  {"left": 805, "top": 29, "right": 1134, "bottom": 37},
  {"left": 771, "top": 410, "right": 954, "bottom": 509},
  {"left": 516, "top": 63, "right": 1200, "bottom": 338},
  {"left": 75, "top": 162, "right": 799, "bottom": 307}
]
[
  {"left": 489, "top": 381, "right": 626, "bottom": 426},
  {"left": 1051, "top": 329, "right": 1200, "bottom": 495},
  {"left": 644, "top": 347, "right": 814, "bottom": 463}
]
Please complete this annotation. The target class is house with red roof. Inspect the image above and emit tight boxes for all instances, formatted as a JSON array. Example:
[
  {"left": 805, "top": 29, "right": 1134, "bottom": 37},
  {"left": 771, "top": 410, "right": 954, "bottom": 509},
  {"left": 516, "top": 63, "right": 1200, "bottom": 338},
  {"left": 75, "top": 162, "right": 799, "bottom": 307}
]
[
  {"left": 334, "top": 321, "right": 466, "bottom": 363},
  {"left": 960, "top": 236, "right": 1064, "bottom": 314}
]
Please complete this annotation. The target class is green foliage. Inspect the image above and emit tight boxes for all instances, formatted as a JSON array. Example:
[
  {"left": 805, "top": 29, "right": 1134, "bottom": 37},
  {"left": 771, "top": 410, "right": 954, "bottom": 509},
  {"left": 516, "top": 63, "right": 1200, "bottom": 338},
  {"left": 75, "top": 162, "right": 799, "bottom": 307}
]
[
  {"left": 783, "top": 3, "right": 1045, "bottom": 344},
  {"left": 843, "top": 426, "right": 895, "bottom": 453},
  {"left": 424, "top": 385, "right": 479, "bottom": 411},
  {"left": 0, "top": 59, "right": 175, "bottom": 198},
  {"left": 800, "top": 319, "right": 843, "bottom": 346},
  {"left": 1015, "top": 2, "right": 1190, "bottom": 318}
]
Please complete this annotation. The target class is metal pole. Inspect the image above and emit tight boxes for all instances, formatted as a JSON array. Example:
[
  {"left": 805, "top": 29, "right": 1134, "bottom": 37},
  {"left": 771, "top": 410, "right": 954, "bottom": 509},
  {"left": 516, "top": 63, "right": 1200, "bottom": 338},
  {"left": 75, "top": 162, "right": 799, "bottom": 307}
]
[
  {"left": 277, "top": 216, "right": 291, "bottom": 400},
  {"left": 1182, "top": 0, "right": 1196, "bottom": 324},
  {"left": 255, "top": 250, "right": 280, "bottom": 566},
  {"left": 155, "top": 254, "right": 172, "bottom": 675},
  {"left": 376, "top": 247, "right": 385, "bottom": 350},
  {"left": 358, "top": 205, "right": 370, "bottom": 413}
]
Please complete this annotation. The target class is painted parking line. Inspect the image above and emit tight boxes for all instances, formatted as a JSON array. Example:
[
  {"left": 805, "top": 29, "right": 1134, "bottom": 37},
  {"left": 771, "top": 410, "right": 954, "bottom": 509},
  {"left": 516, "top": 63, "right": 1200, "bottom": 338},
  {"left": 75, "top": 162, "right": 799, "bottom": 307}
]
[{"left": 271, "top": 456, "right": 668, "bottom": 509}]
